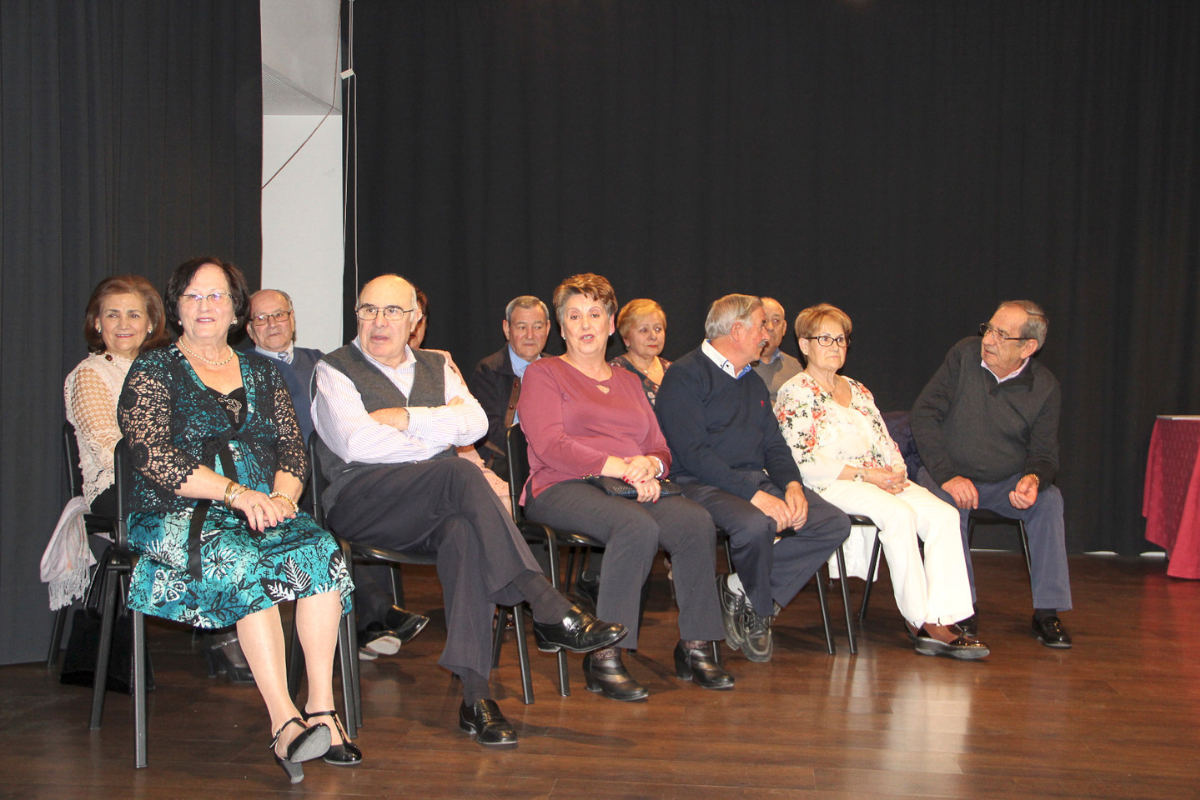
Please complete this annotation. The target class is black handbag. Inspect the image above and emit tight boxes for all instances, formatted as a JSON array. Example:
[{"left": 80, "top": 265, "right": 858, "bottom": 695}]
[{"left": 585, "top": 475, "right": 683, "bottom": 498}]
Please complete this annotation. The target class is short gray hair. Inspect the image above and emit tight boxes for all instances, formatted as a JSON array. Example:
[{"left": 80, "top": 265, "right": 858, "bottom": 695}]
[
  {"left": 705, "top": 294, "right": 763, "bottom": 340},
  {"left": 998, "top": 299, "right": 1048, "bottom": 348},
  {"left": 505, "top": 295, "right": 550, "bottom": 324}
]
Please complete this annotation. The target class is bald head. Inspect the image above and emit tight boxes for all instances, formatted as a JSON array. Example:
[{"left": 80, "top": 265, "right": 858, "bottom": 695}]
[{"left": 356, "top": 274, "right": 423, "bottom": 367}]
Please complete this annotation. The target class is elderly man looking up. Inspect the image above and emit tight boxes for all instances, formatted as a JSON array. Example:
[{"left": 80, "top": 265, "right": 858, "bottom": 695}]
[
  {"left": 468, "top": 296, "right": 551, "bottom": 483},
  {"left": 248, "top": 288, "right": 428, "bottom": 656},
  {"left": 656, "top": 294, "right": 851, "bottom": 663},
  {"left": 752, "top": 297, "right": 803, "bottom": 404},
  {"left": 910, "top": 300, "right": 1072, "bottom": 648},
  {"left": 312, "top": 275, "right": 625, "bottom": 747}
]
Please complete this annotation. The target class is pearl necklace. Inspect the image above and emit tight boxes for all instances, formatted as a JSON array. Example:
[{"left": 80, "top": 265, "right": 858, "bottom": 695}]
[{"left": 177, "top": 339, "right": 236, "bottom": 366}]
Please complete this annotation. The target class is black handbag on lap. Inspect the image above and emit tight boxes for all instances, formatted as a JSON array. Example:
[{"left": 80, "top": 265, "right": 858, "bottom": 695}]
[{"left": 585, "top": 475, "right": 683, "bottom": 498}]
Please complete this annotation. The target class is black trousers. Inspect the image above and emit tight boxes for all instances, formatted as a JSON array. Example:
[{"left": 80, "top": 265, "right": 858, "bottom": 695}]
[
  {"left": 677, "top": 478, "right": 851, "bottom": 615},
  {"left": 326, "top": 457, "right": 540, "bottom": 679}
]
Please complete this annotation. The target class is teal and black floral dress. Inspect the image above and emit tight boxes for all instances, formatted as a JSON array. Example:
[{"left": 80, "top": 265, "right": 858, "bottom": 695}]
[{"left": 118, "top": 345, "right": 352, "bottom": 628}]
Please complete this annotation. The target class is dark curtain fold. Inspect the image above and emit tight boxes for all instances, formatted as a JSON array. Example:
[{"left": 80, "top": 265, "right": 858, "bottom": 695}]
[
  {"left": 0, "top": 0, "right": 262, "bottom": 664},
  {"left": 347, "top": 0, "right": 1200, "bottom": 557}
]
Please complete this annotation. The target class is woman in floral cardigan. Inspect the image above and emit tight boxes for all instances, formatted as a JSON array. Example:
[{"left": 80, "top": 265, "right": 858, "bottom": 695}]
[{"left": 774, "top": 304, "right": 987, "bottom": 660}]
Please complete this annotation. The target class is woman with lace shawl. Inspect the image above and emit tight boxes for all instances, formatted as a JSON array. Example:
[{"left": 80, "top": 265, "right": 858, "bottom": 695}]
[{"left": 117, "top": 257, "right": 356, "bottom": 783}]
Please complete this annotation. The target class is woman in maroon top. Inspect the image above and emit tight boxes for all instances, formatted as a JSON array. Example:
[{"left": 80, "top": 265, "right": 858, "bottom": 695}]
[{"left": 520, "top": 273, "right": 732, "bottom": 701}]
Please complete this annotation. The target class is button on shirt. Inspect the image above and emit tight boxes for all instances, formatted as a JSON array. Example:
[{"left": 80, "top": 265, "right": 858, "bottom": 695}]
[{"left": 313, "top": 339, "right": 486, "bottom": 464}]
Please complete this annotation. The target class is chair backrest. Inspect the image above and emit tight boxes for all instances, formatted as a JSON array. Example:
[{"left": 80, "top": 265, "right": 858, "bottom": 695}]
[
  {"left": 307, "top": 431, "right": 331, "bottom": 526},
  {"left": 62, "top": 421, "right": 85, "bottom": 499},
  {"left": 112, "top": 438, "right": 132, "bottom": 549},
  {"left": 882, "top": 410, "right": 923, "bottom": 480},
  {"left": 505, "top": 424, "right": 530, "bottom": 523}
]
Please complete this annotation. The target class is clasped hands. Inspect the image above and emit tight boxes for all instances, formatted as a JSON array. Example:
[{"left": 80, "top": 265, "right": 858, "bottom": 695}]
[
  {"left": 751, "top": 482, "right": 808, "bottom": 533},
  {"left": 229, "top": 487, "right": 297, "bottom": 532},
  {"left": 863, "top": 465, "right": 909, "bottom": 495},
  {"left": 620, "top": 455, "right": 661, "bottom": 503}
]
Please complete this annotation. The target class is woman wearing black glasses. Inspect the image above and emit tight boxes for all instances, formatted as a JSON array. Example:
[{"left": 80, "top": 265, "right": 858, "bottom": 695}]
[{"left": 774, "top": 303, "right": 988, "bottom": 660}]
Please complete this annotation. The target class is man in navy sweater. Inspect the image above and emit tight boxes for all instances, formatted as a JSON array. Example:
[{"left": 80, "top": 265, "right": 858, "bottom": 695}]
[{"left": 656, "top": 294, "right": 851, "bottom": 662}]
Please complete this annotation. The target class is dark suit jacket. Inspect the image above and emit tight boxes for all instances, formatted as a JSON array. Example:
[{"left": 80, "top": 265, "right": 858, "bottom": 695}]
[
  {"left": 259, "top": 346, "right": 323, "bottom": 444},
  {"left": 468, "top": 346, "right": 545, "bottom": 482}
]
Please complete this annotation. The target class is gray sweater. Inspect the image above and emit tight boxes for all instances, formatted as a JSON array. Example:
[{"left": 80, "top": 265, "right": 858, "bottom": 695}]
[{"left": 910, "top": 337, "right": 1060, "bottom": 487}]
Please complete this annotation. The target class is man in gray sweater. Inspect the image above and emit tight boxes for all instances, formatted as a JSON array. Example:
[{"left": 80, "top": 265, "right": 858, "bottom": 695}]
[{"left": 911, "top": 300, "right": 1072, "bottom": 648}]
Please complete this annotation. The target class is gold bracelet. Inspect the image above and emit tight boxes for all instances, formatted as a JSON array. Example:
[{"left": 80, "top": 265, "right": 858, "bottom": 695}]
[
  {"left": 269, "top": 491, "right": 299, "bottom": 514},
  {"left": 224, "top": 480, "right": 248, "bottom": 507}
]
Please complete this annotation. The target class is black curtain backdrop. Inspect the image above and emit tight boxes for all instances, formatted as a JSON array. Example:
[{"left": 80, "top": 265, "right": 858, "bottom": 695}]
[
  {"left": 0, "top": 1, "right": 261, "bottom": 664},
  {"left": 345, "top": 0, "right": 1200, "bottom": 559}
]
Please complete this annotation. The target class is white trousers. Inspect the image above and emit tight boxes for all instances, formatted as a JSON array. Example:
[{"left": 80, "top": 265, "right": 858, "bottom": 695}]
[{"left": 819, "top": 481, "right": 974, "bottom": 627}]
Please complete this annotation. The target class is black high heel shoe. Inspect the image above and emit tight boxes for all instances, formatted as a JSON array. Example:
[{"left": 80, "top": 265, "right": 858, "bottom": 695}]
[
  {"left": 302, "top": 709, "right": 363, "bottom": 766},
  {"left": 583, "top": 649, "right": 648, "bottom": 701},
  {"left": 269, "top": 717, "right": 331, "bottom": 784},
  {"left": 674, "top": 641, "right": 735, "bottom": 690}
]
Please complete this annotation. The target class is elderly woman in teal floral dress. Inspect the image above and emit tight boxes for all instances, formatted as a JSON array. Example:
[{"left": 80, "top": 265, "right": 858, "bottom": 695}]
[{"left": 118, "top": 257, "right": 357, "bottom": 782}]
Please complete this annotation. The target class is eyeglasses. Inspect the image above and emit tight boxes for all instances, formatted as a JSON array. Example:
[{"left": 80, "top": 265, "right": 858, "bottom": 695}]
[
  {"left": 179, "top": 292, "right": 232, "bottom": 308},
  {"left": 356, "top": 304, "right": 415, "bottom": 321},
  {"left": 250, "top": 310, "right": 292, "bottom": 326},
  {"left": 803, "top": 334, "right": 850, "bottom": 348},
  {"left": 979, "top": 323, "right": 1026, "bottom": 342}
]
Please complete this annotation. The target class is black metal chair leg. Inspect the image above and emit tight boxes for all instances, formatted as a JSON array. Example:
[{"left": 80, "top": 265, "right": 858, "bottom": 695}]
[
  {"left": 90, "top": 564, "right": 120, "bottom": 730},
  {"left": 543, "top": 539, "right": 569, "bottom": 697},
  {"left": 835, "top": 547, "right": 857, "bottom": 655},
  {"left": 337, "top": 611, "right": 357, "bottom": 739},
  {"left": 512, "top": 605, "right": 534, "bottom": 705},
  {"left": 131, "top": 609, "right": 147, "bottom": 769},
  {"left": 1018, "top": 521, "right": 1033, "bottom": 581},
  {"left": 491, "top": 608, "right": 508, "bottom": 669},
  {"left": 47, "top": 606, "right": 68, "bottom": 668},
  {"left": 287, "top": 617, "right": 304, "bottom": 700},
  {"left": 814, "top": 565, "right": 835, "bottom": 655},
  {"left": 859, "top": 532, "right": 883, "bottom": 623}
]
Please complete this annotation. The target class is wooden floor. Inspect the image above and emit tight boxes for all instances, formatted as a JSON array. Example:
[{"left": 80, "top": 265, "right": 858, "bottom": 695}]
[{"left": 4, "top": 552, "right": 1200, "bottom": 799}]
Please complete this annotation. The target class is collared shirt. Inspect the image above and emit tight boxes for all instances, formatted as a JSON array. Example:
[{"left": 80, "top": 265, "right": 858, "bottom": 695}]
[
  {"left": 255, "top": 343, "right": 294, "bottom": 365},
  {"left": 983, "top": 357, "right": 1030, "bottom": 384},
  {"left": 312, "top": 338, "right": 486, "bottom": 465},
  {"left": 758, "top": 348, "right": 784, "bottom": 365},
  {"left": 702, "top": 339, "right": 754, "bottom": 379}
]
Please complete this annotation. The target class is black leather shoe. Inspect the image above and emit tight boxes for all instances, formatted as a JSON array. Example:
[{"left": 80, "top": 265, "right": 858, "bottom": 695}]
[
  {"left": 716, "top": 575, "right": 746, "bottom": 651},
  {"left": 458, "top": 700, "right": 518, "bottom": 747},
  {"left": 357, "top": 623, "right": 402, "bottom": 657},
  {"left": 383, "top": 605, "right": 430, "bottom": 646},
  {"left": 583, "top": 651, "right": 649, "bottom": 701},
  {"left": 532, "top": 605, "right": 627, "bottom": 653},
  {"left": 302, "top": 709, "right": 363, "bottom": 766},
  {"left": 674, "top": 642, "right": 734, "bottom": 690},
  {"left": 741, "top": 605, "right": 773, "bottom": 663},
  {"left": 911, "top": 626, "right": 990, "bottom": 660},
  {"left": 956, "top": 613, "right": 979, "bottom": 638},
  {"left": 1032, "top": 615, "right": 1072, "bottom": 648}
]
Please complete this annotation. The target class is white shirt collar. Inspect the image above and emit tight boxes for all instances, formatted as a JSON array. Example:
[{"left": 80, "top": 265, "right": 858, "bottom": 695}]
[
  {"left": 983, "top": 357, "right": 1030, "bottom": 384},
  {"left": 256, "top": 343, "right": 294, "bottom": 364},
  {"left": 352, "top": 337, "right": 414, "bottom": 374},
  {"left": 702, "top": 340, "right": 753, "bottom": 379}
]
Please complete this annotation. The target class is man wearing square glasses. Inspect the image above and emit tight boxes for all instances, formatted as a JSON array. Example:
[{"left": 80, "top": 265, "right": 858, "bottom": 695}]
[
  {"left": 911, "top": 300, "right": 1072, "bottom": 648},
  {"left": 246, "top": 289, "right": 323, "bottom": 442},
  {"left": 312, "top": 274, "right": 627, "bottom": 746}
]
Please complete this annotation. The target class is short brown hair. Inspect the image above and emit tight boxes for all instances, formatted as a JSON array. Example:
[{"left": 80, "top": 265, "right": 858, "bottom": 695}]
[
  {"left": 794, "top": 303, "right": 853, "bottom": 367},
  {"left": 551, "top": 273, "right": 618, "bottom": 324},
  {"left": 83, "top": 275, "right": 169, "bottom": 355},
  {"left": 164, "top": 256, "right": 252, "bottom": 333},
  {"left": 616, "top": 298, "right": 666, "bottom": 340}
]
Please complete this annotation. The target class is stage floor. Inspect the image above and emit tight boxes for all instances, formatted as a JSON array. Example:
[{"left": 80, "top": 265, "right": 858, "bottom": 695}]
[{"left": 4, "top": 552, "right": 1199, "bottom": 799}]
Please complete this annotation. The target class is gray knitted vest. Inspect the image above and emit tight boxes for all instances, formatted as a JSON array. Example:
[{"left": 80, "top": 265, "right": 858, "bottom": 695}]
[{"left": 315, "top": 345, "right": 454, "bottom": 510}]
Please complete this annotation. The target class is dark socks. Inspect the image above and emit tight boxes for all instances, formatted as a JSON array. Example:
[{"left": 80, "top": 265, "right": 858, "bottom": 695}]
[
  {"left": 459, "top": 669, "right": 492, "bottom": 705},
  {"left": 1033, "top": 608, "right": 1058, "bottom": 622},
  {"left": 512, "top": 570, "right": 572, "bottom": 624}
]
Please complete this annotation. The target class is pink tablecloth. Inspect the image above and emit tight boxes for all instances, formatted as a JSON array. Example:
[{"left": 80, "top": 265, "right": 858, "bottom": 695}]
[{"left": 1143, "top": 417, "right": 1200, "bottom": 579}]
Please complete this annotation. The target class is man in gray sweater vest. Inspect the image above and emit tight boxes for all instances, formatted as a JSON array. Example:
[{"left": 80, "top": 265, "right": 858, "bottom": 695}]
[
  {"left": 312, "top": 275, "right": 626, "bottom": 747},
  {"left": 911, "top": 300, "right": 1072, "bottom": 648}
]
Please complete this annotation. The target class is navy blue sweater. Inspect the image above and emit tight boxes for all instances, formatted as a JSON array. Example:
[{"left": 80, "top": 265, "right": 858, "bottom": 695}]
[{"left": 655, "top": 346, "right": 802, "bottom": 500}]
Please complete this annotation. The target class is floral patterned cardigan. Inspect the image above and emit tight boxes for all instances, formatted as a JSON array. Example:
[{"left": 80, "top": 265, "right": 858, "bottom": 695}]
[{"left": 773, "top": 372, "right": 904, "bottom": 492}]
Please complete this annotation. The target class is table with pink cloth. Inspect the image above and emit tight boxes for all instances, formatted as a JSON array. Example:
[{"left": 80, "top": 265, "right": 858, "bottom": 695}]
[{"left": 1143, "top": 416, "right": 1200, "bottom": 579}]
